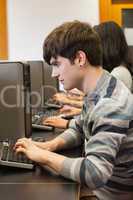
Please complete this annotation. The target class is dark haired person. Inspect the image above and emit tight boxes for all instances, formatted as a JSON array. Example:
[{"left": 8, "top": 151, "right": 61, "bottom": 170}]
[
  {"left": 15, "top": 20, "right": 133, "bottom": 200},
  {"left": 94, "top": 21, "right": 133, "bottom": 91},
  {"left": 43, "top": 21, "right": 133, "bottom": 129}
]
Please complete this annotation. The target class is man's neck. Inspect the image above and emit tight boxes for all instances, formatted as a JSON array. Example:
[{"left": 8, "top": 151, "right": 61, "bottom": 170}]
[{"left": 82, "top": 66, "right": 104, "bottom": 95}]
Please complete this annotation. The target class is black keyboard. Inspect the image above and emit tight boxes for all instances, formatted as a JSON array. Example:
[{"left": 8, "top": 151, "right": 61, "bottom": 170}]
[
  {"left": 32, "top": 109, "right": 62, "bottom": 130},
  {"left": 0, "top": 141, "right": 34, "bottom": 169}
]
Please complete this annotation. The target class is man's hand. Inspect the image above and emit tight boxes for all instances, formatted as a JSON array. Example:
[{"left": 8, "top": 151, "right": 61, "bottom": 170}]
[
  {"left": 60, "top": 105, "right": 81, "bottom": 116},
  {"left": 43, "top": 105, "right": 81, "bottom": 129},
  {"left": 14, "top": 138, "right": 48, "bottom": 163},
  {"left": 14, "top": 138, "right": 66, "bottom": 173},
  {"left": 43, "top": 116, "right": 68, "bottom": 129},
  {"left": 53, "top": 93, "right": 68, "bottom": 102},
  {"left": 68, "top": 88, "right": 84, "bottom": 96},
  {"left": 53, "top": 93, "right": 83, "bottom": 108},
  {"left": 15, "top": 136, "right": 66, "bottom": 153}
]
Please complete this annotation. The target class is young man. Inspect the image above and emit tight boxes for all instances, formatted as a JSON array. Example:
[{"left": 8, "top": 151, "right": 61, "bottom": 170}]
[{"left": 15, "top": 21, "right": 133, "bottom": 200}]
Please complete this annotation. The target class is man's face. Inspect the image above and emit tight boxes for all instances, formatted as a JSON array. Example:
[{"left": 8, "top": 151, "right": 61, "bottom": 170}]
[{"left": 50, "top": 56, "right": 83, "bottom": 91}]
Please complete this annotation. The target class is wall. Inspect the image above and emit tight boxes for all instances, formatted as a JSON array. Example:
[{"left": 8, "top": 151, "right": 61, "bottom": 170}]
[
  {"left": 7, "top": 0, "right": 99, "bottom": 60},
  {"left": 0, "top": 0, "right": 8, "bottom": 59}
]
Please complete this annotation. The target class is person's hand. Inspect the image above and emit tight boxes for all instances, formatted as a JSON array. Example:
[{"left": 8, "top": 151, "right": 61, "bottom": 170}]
[
  {"left": 43, "top": 116, "right": 68, "bottom": 129},
  {"left": 67, "top": 89, "right": 84, "bottom": 101},
  {"left": 68, "top": 88, "right": 84, "bottom": 96},
  {"left": 53, "top": 93, "right": 68, "bottom": 103},
  {"left": 42, "top": 105, "right": 81, "bottom": 129},
  {"left": 14, "top": 138, "right": 48, "bottom": 163},
  {"left": 60, "top": 105, "right": 81, "bottom": 116},
  {"left": 52, "top": 92, "right": 83, "bottom": 107},
  {"left": 58, "top": 97, "right": 83, "bottom": 108}
]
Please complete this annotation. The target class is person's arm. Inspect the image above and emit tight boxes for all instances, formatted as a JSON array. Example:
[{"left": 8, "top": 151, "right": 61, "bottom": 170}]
[
  {"left": 33, "top": 120, "right": 83, "bottom": 151},
  {"left": 15, "top": 99, "right": 127, "bottom": 189},
  {"left": 33, "top": 110, "right": 84, "bottom": 151},
  {"left": 15, "top": 98, "right": 128, "bottom": 189},
  {"left": 111, "top": 66, "right": 132, "bottom": 91},
  {"left": 15, "top": 111, "right": 84, "bottom": 173},
  {"left": 32, "top": 136, "right": 67, "bottom": 151},
  {"left": 15, "top": 138, "right": 71, "bottom": 172},
  {"left": 59, "top": 98, "right": 129, "bottom": 186},
  {"left": 42, "top": 105, "right": 81, "bottom": 129}
]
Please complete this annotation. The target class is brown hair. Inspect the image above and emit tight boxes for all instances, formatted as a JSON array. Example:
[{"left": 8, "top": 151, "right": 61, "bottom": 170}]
[
  {"left": 94, "top": 21, "right": 133, "bottom": 75},
  {"left": 43, "top": 20, "right": 102, "bottom": 66}
]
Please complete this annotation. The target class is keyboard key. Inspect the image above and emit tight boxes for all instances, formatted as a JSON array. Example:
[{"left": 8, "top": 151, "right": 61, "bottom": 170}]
[{"left": 1, "top": 145, "right": 8, "bottom": 161}]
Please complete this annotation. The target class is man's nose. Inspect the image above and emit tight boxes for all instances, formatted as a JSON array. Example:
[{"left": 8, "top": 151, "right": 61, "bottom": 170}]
[{"left": 52, "top": 67, "right": 59, "bottom": 78}]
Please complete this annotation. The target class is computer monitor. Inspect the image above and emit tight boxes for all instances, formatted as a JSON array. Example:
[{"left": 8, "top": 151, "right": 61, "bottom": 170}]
[
  {"left": 29, "top": 60, "right": 59, "bottom": 105},
  {"left": 0, "top": 61, "right": 31, "bottom": 140},
  {"left": 28, "top": 60, "right": 44, "bottom": 114},
  {"left": 43, "top": 61, "right": 59, "bottom": 102}
]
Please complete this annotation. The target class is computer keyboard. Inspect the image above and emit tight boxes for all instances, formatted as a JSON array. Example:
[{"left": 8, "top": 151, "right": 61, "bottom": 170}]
[
  {"left": 32, "top": 112, "right": 53, "bottom": 130},
  {"left": 32, "top": 109, "right": 64, "bottom": 130},
  {"left": 32, "top": 106, "right": 78, "bottom": 131},
  {"left": 0, "top": 140, "right": 34, "bottom": 169}
]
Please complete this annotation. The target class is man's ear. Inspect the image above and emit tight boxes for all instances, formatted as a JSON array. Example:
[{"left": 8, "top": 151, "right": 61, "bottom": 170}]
[{"left": 74, "top": 50, "right": 86, "bottom": 67}]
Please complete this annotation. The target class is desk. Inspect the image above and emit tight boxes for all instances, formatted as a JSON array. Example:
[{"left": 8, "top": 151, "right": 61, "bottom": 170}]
[{"left": 0, "top": 129, "right": 81, "bottom": 200}]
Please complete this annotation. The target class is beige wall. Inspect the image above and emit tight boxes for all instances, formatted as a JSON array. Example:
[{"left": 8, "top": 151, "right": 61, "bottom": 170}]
[{"left": 7, "top": 0, "right": 99, "bottom": 60}]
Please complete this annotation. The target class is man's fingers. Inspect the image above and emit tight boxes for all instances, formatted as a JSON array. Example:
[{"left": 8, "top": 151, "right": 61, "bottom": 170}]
[
  {"left": 43, "top": 121, "right": 54, "bottom": 126},
  {"left": 44, "top": 116, "right": 58, "bottom": 122},
  {"left": 16, "top": 138, "right": 30, "bottom": 144},
  {"left": 15, "top": 146, "right": 26, "bottom": 154},
  {"left": 16, "top": 138, "right": 26, "bottom": 142},
  {"left": 14, "top": 140, "right": 29, "bottom": 150}
]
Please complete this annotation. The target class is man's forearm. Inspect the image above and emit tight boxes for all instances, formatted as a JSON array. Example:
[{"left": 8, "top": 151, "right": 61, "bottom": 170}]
[
  {"left": 41, "top": 150, "right": 66, "bottom": 173},
  {"left": 33, "top": 137, "right": 66, "bottom": 152},
  {"left": 38, "top": 149, "right": 84, "bottom": 181}
]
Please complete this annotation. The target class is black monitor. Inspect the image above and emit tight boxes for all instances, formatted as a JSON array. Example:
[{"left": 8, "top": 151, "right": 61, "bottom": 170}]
[
  {"left": 29, "top": 60, "right": 59, "bottom": 108},
  {"left": 28, "top": 60, "right": 44, "bottom": 114},
  {"left": 0, "top": 61, "right": 31, "bottom": 140},
  {"left": 43, "top": 61, "right": 59, "bottom": 102}
]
